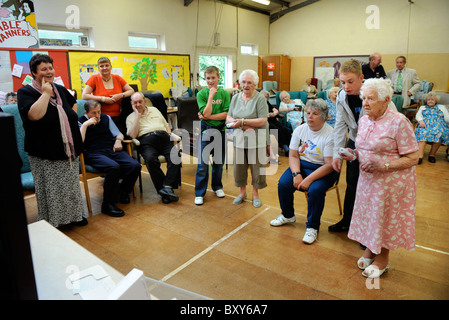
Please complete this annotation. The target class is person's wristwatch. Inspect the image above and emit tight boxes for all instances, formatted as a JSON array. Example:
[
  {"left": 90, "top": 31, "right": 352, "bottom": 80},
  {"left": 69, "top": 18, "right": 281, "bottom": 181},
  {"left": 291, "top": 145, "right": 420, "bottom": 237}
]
[{"left": 292, "top": 171, "right": 301, "bottom": 177}]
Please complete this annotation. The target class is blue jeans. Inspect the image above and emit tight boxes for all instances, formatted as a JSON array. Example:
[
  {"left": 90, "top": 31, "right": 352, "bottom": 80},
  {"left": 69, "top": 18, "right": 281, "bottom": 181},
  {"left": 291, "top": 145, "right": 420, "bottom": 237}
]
[
  {"left": 278, "top": 160, "right": 338, "bottom": 230},
  {"left": 194, "top": 126, "right": 226, "bottom": 197}
]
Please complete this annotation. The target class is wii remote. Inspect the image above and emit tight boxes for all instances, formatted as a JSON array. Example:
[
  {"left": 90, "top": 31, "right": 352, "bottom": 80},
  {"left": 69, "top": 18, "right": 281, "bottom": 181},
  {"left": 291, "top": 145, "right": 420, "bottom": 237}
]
[
  {"left": 226, "top": 122, "right": 236, "bottom": 128},
  {"left": 339, "top": 148, "right": 357, "bottom": 161}
]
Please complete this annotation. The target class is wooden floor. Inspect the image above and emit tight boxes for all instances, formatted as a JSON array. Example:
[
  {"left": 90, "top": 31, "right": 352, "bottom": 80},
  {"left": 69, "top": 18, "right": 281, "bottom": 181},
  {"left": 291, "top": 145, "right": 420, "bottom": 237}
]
[{"left": 24, "top": 145, "right": 449, "bottom": 300}]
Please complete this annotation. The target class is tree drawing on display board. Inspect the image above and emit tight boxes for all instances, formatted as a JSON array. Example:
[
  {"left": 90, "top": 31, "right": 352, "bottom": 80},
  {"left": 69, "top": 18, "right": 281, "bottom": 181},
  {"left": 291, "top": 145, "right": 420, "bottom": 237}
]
[{"left": 130, "top": 57, "right": 157, "bottom": 91}]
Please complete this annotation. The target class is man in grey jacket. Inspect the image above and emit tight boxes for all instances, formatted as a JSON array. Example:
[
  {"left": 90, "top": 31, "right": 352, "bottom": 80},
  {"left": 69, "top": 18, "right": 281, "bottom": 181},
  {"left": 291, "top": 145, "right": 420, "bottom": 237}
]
[
  {"left": 331, "top": 60, "right": 397, "bottom": 233},
  {"left": 387, "top": 56, "right": 420, "bottom": 110}
]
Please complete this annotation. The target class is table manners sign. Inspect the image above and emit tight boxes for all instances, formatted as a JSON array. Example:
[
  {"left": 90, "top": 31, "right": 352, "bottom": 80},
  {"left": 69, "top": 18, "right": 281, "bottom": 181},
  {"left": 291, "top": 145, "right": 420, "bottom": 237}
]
[{"left": 0, "top": 0, "right": 39, "bottom": 48}]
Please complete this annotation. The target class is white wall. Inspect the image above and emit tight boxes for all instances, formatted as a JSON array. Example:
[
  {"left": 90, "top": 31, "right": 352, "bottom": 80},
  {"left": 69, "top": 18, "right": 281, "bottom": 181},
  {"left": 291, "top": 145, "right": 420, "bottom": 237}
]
[
  {"left": 268, "top": 0, "right": 449, "bottom": 91},
  {"left": 269, "top": 0, "right": 449, "bottom": 56},
  {"left": 33, "top": 0, "right": 270, "bottom": 86}
]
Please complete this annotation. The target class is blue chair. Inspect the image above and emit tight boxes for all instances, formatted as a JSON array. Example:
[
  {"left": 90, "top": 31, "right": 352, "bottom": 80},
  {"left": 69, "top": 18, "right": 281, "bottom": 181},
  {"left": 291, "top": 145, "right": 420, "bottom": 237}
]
[
  {"left": 275, "top": 90, "right": 307, "bottom": 107},
  {"left": 317, "top": 91, "right": 327, "bottom": 100},
  {"left": 1, "top": 104, "right": 34, "bottom": 191},
  {"left": 263, "top": 81, "right": 277, "bottom": 93},
  {"left": 275, "top": 91, "right": 308, "bottom": 132}
]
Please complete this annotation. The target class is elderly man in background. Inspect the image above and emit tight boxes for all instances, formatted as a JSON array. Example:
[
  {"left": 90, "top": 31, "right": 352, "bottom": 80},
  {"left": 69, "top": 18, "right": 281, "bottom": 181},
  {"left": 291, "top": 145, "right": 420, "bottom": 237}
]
[
  {"left": 126, "top": 92, "right": 181, "bottom": 204},
  {"left": 362, "top": 52, "right": 386, "bottom": 79},
  {"left": 387, "top": 55, "right": 420, "bottom": 111}
]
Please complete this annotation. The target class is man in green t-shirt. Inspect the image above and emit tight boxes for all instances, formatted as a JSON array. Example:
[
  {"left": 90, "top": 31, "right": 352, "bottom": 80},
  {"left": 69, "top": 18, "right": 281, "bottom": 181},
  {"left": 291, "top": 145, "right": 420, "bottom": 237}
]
[{"left": 194, "top": 66, "right": 230, "bottom": 205}]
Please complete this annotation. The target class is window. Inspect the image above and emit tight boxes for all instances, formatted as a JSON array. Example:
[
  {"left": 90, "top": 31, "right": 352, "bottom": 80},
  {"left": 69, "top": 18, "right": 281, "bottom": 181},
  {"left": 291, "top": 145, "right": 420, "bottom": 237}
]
[
  {"left": 199, "top": 55, "right": 227, "bottom": 87},
  {"left": 128, "top": 32, "right": 165, "bottom": 51},
  {"left": 241, "top": 43, "right": 258, "bottom": 56},
  {"left": 38, "top": 25, "right": 90, "bottom": 47}
]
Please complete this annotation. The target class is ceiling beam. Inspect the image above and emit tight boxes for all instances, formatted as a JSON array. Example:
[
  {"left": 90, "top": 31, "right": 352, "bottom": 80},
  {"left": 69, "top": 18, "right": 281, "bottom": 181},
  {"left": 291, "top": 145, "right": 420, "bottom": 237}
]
[
  {"left": 215, "top": 0, "right": 270, "bottom": 15},
  {"left": 270, "top": 0, "right": 290, "bottom": 7},
  {"left": 270, "top": 0, "right": 320, "bottom": 23}
]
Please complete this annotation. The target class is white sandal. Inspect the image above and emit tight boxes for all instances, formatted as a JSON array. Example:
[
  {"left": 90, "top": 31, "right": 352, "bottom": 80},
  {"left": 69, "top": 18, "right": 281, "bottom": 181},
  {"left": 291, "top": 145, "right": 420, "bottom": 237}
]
[
  {"left": 357, "top": 256, "right": 375, "bottom": 270},
  {"left": 362, "top": 263, "right": 391, "bottom": 278}
]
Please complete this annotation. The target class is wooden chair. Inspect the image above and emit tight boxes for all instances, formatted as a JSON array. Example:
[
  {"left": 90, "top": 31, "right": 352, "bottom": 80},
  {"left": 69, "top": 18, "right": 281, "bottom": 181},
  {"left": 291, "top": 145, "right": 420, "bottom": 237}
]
[
  {"left": 79, "top": 140, "right": 135, "bottom": 217},
  {"left": 76, "top": 100, "right": 137, "bottom": 216},
  {"left": 302, "top": 173, "right": 343, "bottom": 216}
]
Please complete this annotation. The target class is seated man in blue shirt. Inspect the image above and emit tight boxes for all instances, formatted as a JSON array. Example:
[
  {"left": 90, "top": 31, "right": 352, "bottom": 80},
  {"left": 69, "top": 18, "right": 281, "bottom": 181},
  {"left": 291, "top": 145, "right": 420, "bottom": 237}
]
[{"left": 79, "top": 100, "right": 141, "bottom": 217}]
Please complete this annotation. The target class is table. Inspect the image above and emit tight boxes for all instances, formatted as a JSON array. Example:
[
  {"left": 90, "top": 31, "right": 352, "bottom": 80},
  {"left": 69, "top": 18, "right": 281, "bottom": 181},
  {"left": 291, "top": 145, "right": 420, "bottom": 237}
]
[{"left": 28, "top": 221, "right": 124, "bottom": 300}]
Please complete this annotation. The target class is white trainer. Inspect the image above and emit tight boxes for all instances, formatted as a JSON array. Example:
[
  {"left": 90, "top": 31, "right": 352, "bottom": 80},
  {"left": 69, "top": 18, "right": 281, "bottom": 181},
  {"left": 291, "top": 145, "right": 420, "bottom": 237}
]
[
  {"left": 302, "top": 228, "right": 318, "bottom": 244},
  {"left": 270, "top": 214, "right": 296, "bottom": 226},
  {"left": 215, "top": 189, "right": 225, "bottom": 198},
  {"left": 194, "top": 197, "right": 204, "bottom": 205}
]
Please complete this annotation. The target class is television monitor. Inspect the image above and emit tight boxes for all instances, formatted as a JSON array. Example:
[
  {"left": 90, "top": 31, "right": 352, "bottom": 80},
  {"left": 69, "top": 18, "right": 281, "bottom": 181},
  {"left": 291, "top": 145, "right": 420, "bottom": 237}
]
[{"left": 0, "top": 112, "right": 38, "bottom": 300}]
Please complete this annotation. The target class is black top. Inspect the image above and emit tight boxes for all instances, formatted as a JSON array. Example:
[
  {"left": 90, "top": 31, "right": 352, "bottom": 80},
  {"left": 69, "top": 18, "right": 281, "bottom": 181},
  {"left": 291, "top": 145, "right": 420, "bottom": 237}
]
[
  {"left": 362, "top": 63, "right": 386, "bottom": 79},
  {"left": 17, "top": 84, "right": 83, "bottom": 160},
  {"left": 267, "top": 101, "right": 278, "bottom": 124},
  {"left": 79, "top": 113, "right": 115, "bottom": 153},
  {"left": 347, "top": 94, "right": 363, "bottom": 123}
]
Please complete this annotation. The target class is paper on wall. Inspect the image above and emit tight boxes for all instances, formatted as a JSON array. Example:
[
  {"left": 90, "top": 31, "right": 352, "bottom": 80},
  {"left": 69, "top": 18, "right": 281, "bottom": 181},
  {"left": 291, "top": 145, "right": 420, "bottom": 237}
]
[
  {"left": 54, "top": 76, "right": 64, "bottom": 86},
  {"left": 22, "top": 75, "right": 33, "bottom": 86},
  {"left": 12, "top": 64, "right": 23, "bottom": 78},
  {"left": 161, "top": 67, "right": 170, "bottom": 80},
  {"left": 111, "top": 68, "right": 123, "bottom": 77},
  {"left": 80, "top": 69, "right": 91, "bottom": 84}
]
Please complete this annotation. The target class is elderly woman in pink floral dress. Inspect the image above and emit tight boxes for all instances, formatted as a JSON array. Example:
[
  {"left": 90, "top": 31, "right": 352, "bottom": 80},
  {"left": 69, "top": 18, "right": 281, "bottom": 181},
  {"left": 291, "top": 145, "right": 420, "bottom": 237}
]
[{"left": 339, "top": 78, "right": 419, "bottom": 278}]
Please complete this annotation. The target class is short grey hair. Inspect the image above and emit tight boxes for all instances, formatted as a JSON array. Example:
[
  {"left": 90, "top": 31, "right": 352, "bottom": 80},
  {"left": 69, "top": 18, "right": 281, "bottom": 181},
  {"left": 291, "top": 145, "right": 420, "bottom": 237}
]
[
  {"left": 306, "top": 98, "right": 328, "bottom": 121},
  {"left": 329, "top": 86, "right": 339, "bottom": 94},
  {"left": 279, "top": 90, "right": 290, "bottom": 100},
  {"left": 239, "top": 69, "right": 259, "bottom": 86},
  {"left": 360, "top": 78, "right": 393, "bottom": 101},
  {"left": 425, "top": 91, "right": 440, "bottom": 103}
]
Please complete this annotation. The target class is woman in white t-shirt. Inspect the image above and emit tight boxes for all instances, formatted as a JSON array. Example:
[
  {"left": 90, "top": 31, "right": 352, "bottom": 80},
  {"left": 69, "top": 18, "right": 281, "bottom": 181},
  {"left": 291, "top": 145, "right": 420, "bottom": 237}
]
[{"left": 270, "top": 99, "right": 338, "bottom": 244}]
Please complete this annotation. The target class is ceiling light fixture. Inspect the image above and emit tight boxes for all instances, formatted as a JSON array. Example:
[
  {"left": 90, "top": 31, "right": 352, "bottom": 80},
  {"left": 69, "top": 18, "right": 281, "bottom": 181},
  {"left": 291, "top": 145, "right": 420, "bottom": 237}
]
[{"left": 252, "top": 0, "right": 271, "bottom": 6}]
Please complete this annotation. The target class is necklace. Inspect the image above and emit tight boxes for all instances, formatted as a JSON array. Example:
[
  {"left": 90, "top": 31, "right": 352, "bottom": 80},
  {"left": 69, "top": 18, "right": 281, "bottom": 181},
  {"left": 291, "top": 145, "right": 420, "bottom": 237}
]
[{"left": 102, "top": 76, "right": 112, "bottom": 82}]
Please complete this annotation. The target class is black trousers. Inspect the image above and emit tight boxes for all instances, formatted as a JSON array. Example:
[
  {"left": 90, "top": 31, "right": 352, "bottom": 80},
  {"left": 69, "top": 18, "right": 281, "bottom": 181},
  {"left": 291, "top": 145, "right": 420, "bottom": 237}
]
[
  {"left": 85, "top": 149, "right": 141, "bottom": 204},
  {"left": 269, "top": 119, "right": 291, "bottom": 148},
  {"left": 342, "top": 139, "right": 360, "bottom": 223},
  {"left": 138, "top": 132, "right": 180, "bottom": 192}
]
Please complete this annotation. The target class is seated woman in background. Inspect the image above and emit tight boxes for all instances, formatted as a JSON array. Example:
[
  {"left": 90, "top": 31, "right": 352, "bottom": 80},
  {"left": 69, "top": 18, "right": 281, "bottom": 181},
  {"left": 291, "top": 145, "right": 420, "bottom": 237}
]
[
  {"left": 414, "top": 91, "right": 449, "bottom": 164},
  {"left": 262, "top": 90, "right": 291, "bottom": 156},
  {"left": 279, "top": 90, "right": 306, "bottom": 131},
  {"left": 326, "top": 87, "right": 339, "bottom": 127},
  {"left": 323, "top": 78, "right": 341, "bottom": 91},
  {"left": 271, "top": 98, "right": 337, "bottom": 245},
  {"left": 5, "top": 92, "right": 17, "bottom": 105}
]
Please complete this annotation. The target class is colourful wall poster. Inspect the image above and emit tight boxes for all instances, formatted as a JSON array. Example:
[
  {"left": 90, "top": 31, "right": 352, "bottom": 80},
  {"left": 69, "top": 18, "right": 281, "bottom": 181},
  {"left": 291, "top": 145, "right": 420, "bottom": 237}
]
[
  {"left": 0, "top": 0, "right": 39, "bottom": 48},
  {"left": 68, "top": 51, "right": 190, "bottom": 98}
]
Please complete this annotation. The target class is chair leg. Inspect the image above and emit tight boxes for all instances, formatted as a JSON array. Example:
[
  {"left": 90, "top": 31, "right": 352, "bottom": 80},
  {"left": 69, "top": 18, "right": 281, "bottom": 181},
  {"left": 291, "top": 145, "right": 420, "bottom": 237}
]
[
  {"left": 137, "top": 150, "right": 143, "bottom": 194},
  {"left": 80, "top": 153, "right": 93, "bottom": 217},
  {"left": 335, "top": 186, "right": 343, "bottom": 215},
  {"left": 304, "top": 187, "right": 343, "bottom": 216},
  {"left": 82, "top": 179, "right": 93, "bottom": 217}
]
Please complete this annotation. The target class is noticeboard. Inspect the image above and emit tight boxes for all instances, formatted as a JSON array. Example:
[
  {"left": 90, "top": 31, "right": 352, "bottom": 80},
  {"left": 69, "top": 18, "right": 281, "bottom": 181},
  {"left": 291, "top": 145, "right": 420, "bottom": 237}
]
[{"left": 68, "top": 51, "right": 190, "bottom": 97}]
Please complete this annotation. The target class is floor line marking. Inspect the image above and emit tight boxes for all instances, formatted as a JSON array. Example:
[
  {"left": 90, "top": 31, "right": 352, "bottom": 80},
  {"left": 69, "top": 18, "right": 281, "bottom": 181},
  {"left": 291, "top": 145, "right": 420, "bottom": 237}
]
[
  {"left": 25, "top": 173, "right": 449, "bottom": 257},
  {"left": 160, "top": 207, "right": 270, "bottom": 283},
  {"left": 178, "top": 181, "right": 449, "bottom": 257}
]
